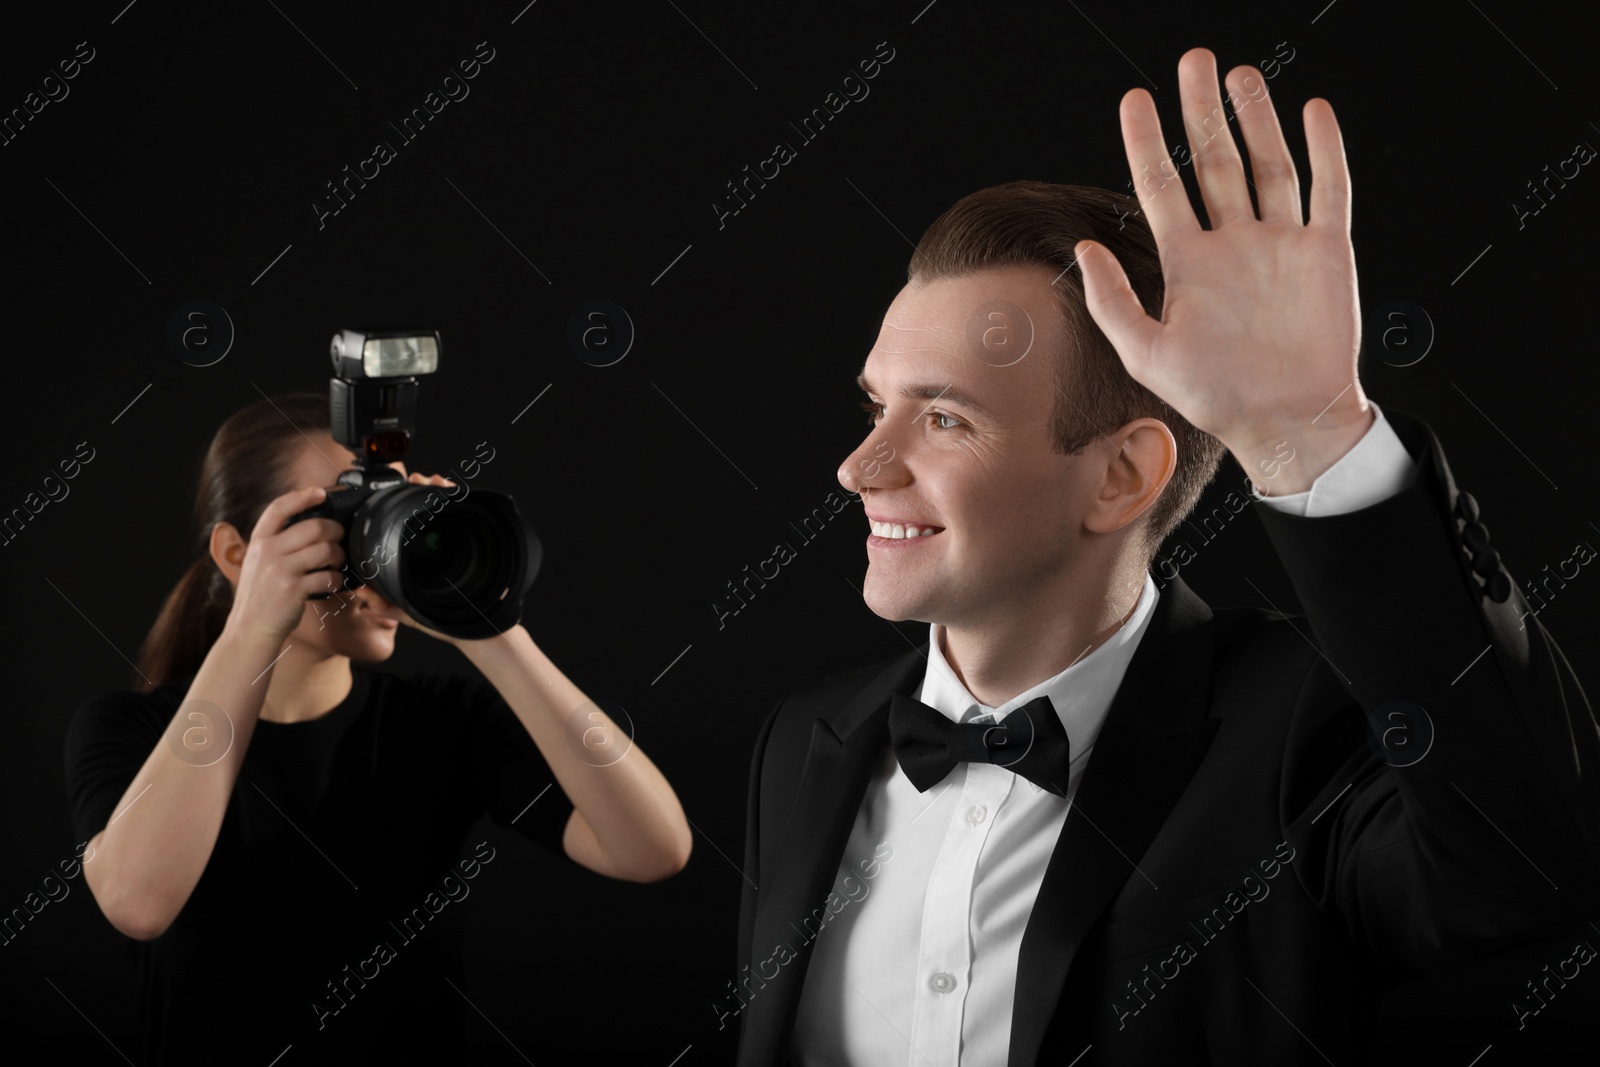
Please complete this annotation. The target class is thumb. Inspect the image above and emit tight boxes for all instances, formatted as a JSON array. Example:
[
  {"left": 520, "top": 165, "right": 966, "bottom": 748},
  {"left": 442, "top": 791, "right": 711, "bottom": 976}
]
[{"left": 1074, "top": 240, "right": 1159, "bottom": 376}]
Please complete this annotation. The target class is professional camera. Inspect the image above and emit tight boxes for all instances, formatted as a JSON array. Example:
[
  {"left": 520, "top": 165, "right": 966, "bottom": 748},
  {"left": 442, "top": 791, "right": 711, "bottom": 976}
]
[{"left": 286, "top": 327, "right": 542, "bottom": 640}]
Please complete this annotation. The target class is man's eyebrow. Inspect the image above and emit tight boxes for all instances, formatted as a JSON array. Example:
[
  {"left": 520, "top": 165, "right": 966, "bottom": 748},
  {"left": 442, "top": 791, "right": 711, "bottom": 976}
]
[{"left": 855, "top": 374, "right": 1000, "bottom": 422}]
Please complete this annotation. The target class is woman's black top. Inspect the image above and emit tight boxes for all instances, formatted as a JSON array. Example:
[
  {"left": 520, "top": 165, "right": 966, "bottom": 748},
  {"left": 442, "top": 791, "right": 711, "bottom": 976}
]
[{"left": 62, "top": 664, "right": 576, "bottom": 1065}]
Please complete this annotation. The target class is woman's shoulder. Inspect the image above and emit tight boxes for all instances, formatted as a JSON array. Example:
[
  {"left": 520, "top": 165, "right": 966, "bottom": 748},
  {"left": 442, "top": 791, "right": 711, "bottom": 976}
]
[
  {"left": 75, "top": 673, "right": 191, "bottom": 714},
  {"left": 65, "top": 674, "right": 193, "bottom": 747}
]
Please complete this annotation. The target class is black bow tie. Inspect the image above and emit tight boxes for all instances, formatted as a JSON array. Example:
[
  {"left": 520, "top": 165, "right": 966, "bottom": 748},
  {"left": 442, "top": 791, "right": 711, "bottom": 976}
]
[{"left": 888, "top": 693, "right": 1072, "bottom": 799}]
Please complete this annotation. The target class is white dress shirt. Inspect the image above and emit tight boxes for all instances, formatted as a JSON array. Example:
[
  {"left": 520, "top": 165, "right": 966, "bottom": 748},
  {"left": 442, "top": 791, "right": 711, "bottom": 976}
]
[{"left": 791, "top": 402, "right": 1416, "bottom": 1065}]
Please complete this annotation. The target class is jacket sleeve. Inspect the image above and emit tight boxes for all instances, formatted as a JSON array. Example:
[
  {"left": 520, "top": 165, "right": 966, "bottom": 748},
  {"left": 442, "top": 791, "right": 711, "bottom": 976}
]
[
  {"left": 1256, "top": 406, "right": 1600, "bottom": 971},
  {"left": 738, "top": 695, "right": 784, "bottom": 977}
]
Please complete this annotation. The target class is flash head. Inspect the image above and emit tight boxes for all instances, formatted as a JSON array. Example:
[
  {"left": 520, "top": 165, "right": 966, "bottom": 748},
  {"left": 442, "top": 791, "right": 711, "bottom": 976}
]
[{"left": 329, "top": 328, "right": 441, "bottom": 379}]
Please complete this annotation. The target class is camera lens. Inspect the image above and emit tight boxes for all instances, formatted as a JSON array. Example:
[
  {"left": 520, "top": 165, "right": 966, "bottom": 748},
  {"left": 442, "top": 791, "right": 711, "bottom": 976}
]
[
  {"left": 408, "top": 507, "right": 504, "bottom": 605},
  {"left": 354, "top": 485, "right": 536, "bottom": 638}
]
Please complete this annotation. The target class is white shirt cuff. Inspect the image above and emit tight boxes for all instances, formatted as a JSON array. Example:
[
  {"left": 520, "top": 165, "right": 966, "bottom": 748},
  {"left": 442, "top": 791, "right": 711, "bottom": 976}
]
[{"left": 1252, "top": 400, "right": 1418, "bottom": 517}]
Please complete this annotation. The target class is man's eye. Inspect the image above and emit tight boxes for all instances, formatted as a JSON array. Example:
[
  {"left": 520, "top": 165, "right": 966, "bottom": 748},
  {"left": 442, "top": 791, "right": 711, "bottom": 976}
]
[{"left": 858, "top": 400, "right": 963, "bottom": 431}]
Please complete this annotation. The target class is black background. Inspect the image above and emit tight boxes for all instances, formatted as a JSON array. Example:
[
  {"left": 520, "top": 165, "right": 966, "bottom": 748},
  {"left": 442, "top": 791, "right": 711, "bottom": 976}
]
[{"left": 2, "top": 0, "right": 1598, "bottom": 1063}]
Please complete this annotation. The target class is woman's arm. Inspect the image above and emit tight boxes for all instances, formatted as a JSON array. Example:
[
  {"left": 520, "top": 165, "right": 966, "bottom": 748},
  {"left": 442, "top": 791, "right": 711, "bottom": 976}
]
[
  {"left": 83, "top": 484, "right": 344, "bottom": 939},
  {"left": 458, "top": 626, "right": 693, "bottom": 882},
  {"left": 82, "top": 623, "right": 286, "bottom": 939}
]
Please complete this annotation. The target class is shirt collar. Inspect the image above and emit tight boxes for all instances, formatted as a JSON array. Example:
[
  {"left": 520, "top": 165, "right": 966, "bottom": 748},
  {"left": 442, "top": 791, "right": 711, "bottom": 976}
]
[{"left": 915, "top": 572, "right": 1161, "bottom": 790}]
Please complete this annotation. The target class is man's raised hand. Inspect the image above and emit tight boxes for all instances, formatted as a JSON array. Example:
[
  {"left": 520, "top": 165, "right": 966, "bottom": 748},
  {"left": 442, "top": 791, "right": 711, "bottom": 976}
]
[{"left": 1075, "top": 47, "right": 1371, "bottom": 494}]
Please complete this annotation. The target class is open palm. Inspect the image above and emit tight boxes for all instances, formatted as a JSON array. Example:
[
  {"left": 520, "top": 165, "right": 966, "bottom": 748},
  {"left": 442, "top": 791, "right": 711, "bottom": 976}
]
[{"left": 1077, "top": 48, "right": 1365, "bottom": 472}]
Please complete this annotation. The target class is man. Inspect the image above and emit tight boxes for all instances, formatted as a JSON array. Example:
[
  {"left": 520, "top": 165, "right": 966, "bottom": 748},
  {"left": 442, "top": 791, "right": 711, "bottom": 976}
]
[{"left": 731, "top": 47, "right": 1600, "bottom": 1065}]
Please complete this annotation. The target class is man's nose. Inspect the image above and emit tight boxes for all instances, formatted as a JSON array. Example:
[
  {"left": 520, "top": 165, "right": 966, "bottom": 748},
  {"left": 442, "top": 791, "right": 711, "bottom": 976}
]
[{"left": 838, "top": 428, "right": 904, "bottom": 494}]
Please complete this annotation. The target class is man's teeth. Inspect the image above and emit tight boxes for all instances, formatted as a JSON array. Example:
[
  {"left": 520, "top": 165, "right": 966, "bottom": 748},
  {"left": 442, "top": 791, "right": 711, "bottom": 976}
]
[{"left": 870, "top": 520, "right": 941, "bottom": 539}]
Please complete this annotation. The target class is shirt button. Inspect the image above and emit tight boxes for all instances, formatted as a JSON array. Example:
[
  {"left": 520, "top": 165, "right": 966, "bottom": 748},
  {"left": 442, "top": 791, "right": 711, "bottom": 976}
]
[
  {"left": 929, "top": 972, "right": 956, "bottom": 994},
  {"left": 966, "top": 805, "right": 987, "bottom": 826}
]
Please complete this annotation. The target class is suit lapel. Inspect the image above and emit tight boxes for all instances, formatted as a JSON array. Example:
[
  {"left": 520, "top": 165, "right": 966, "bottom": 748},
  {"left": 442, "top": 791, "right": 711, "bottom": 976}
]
[
  {"left": 1008, "top": 574, "right": 1220, "bottom": 1066},
  {"left": 742, "top": 645, "right": 926, "bottom": 1059}
]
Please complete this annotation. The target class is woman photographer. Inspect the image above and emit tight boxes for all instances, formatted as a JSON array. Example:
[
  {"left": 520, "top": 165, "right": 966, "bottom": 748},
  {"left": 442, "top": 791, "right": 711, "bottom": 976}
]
[{"left": 63, "top": 392, "right": 692, "bottom": 1063}]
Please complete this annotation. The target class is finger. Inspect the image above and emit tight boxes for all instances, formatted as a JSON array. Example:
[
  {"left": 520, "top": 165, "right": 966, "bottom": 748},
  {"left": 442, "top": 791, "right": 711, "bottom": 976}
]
[
  {"left": 1303, "top": 97, "right": 1351, "bottom": 232},
  {"left": 254, "top": 486, "right": 327, "bottom": 539},
  {"left": 273, "top": 516, "right": 345, "bottom": 555},
  {"left": 1226, "top": 65, "right": 1301, "bottom": 226},
  {"left": 1119, "top": 88, "right": 1200, "bottom": 245},
  {"left": 286, "top": 538, "right": 346, "bottom": 575},
  {"left": 1074, "top": 240, "right": 1161, "bottom": 378},
  {"left": 299, "top": 568, "right": 350, "bottom": 599},
  {"left": 1177, "top": 47, "right": 1254, "bottom": 228}
]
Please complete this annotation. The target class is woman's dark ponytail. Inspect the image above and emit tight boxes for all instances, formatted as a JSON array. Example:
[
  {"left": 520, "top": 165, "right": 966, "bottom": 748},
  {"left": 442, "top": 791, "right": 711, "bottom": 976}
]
[{"left": 132, "top": 391, "right": 330, "bottom": 692}]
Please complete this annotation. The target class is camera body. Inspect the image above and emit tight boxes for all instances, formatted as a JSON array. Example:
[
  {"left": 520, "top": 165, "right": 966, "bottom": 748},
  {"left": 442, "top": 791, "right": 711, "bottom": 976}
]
[{"left": 287, "top": 328, "right": 541, "bottom": 640}]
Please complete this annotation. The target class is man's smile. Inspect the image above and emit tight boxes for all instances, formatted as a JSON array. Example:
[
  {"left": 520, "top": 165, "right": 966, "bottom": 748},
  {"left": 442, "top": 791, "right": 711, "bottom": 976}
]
[{"left": 867, "top": 514, "right": 945, "bottom": 542}]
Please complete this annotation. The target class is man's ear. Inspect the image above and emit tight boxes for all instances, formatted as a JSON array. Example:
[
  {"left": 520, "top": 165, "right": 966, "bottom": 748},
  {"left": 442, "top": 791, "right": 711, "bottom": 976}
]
[
  {"left": 1083, "top": 418, "right": 1176, "bottom": 537},
  {"left": 209, "top": 521, "right": 247, "bottom": 586}
]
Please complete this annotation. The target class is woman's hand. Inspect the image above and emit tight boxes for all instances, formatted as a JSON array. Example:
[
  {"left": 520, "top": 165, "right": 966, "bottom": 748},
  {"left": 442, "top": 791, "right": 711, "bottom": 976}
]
[{"left": 226, "top": 486, "right": 346, "bottom": 644}]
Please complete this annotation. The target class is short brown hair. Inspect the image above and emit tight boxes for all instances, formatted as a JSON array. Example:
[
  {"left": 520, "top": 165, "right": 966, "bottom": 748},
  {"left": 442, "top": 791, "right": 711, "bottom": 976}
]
[{"left": 907, "top": 180, "right": 1227, "bottom": 563}]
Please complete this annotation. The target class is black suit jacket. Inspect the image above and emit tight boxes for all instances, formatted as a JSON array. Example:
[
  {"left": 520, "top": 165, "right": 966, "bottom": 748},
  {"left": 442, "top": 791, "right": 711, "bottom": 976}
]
[{"left": 733, "top": 408, "right": 1600, "bottom": 1065}]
